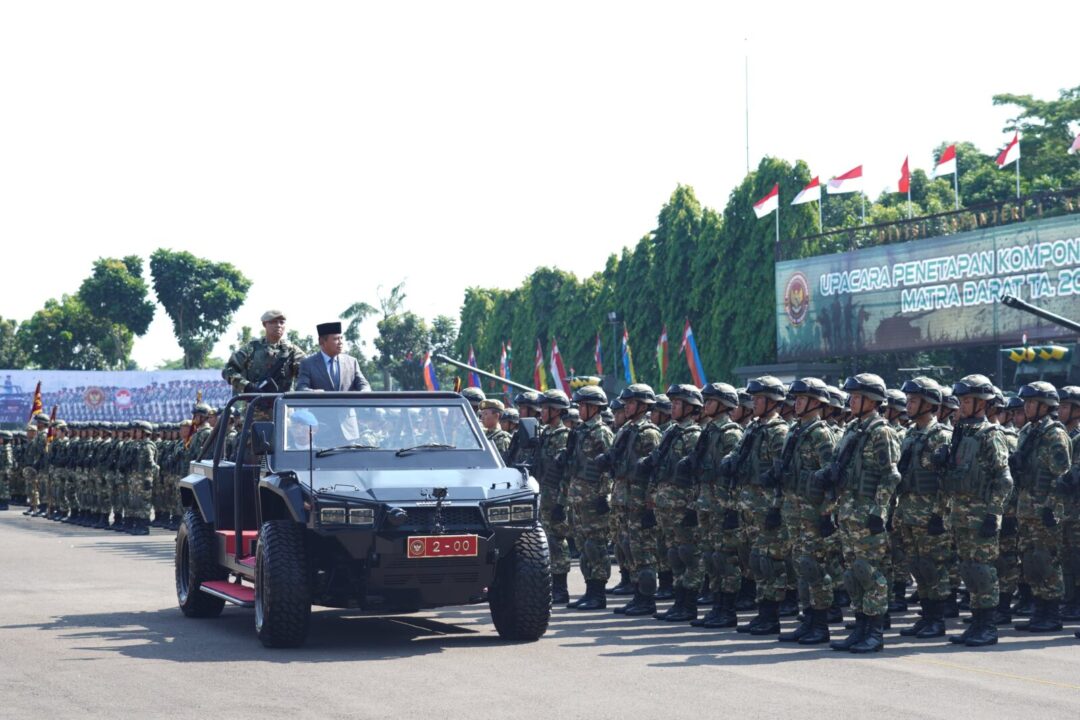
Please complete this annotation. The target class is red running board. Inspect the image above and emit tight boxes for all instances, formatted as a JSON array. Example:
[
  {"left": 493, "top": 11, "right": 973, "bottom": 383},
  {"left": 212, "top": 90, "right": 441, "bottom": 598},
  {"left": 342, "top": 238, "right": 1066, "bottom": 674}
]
[{"left": 200, "top": 580, "right": 255, "bottom": 607}]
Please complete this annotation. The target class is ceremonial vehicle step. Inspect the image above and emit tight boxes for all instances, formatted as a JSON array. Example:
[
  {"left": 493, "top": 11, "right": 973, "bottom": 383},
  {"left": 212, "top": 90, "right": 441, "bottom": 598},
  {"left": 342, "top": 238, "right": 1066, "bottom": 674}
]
[{"left": 200, "top": 580, "right": 255, "bottom": 607}]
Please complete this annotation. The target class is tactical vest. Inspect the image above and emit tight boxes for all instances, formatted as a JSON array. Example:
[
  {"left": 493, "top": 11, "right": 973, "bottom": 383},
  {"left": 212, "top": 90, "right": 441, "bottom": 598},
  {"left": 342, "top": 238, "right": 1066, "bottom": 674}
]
[
  {"left": 1018, "top": 418, "right": 1066, "bottom": 497},
  {"left": 945, "top": 421, "right": 1001, "bottom": 497},
  {"left": 536, "top": 425, "right": 568, "bottom": 488},
  {"left": 787, "top": 419, "right": 828, "bottom": 504},
  {"left": 616, "top": 419, "right": 660, "bottom": 479},
  {"left": 899, "top": 427, "right": 942, "bottom": 495},
  {"left": 569, "top": 422, "right": 600, "bottom": 483},
  {"left": 843, "top": 416, "right": 890, "bottom": 500},
  {"left": 657, "top": 422, "right": 697, "bottom": 482}
]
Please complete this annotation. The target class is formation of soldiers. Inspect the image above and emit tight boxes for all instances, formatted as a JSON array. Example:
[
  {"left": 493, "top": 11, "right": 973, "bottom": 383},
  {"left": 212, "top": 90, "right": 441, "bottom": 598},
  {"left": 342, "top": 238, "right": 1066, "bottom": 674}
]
[
  {"left": 491, "top": 373, "right": 1080, "bottom": 650},
  {"left": 0, "top": 403, "right": 236, "bottom": 535}
]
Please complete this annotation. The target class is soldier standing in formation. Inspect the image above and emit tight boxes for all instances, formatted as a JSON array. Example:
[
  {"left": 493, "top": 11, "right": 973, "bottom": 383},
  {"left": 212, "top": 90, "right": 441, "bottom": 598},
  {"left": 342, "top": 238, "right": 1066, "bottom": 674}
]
[{"left": 535, "top": 390, "right": 573, "bottom": 603}]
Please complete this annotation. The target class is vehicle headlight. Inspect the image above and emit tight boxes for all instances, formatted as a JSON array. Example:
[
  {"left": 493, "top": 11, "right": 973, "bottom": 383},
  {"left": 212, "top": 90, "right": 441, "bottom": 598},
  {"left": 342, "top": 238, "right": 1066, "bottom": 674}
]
[
  {"left": 320, "top": 508, "right": 347, "bottom": 524},
  {"left": 511, "top": 504, "right": 534, "bottom": 522},
  {"left": 487, "top": 506, "right": 510, "bottom": 524},
  {"left": 349, "top": 507, "right": 375, "bottom": 526}
]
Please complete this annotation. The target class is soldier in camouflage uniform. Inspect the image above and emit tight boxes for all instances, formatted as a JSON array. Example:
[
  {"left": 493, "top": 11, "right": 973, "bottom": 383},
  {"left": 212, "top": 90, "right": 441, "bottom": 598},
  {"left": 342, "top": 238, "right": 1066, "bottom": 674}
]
[
  {"left": 883, "top": 389, "right": 911, "bottom": 613},
  {"left": 562, "top": 385, "right": 615, "bottom": 610},
  {"left": 478, "top": 399, "right": 512, "bottom": 462},
  {"left": 125, "top": 420, "right": 158, "bottom": 535},
  {"left": 690, "top": 383, "right": 745, "bottom": 629},
  {"left": 1055, "top": 386, "right": 1080, "bottom": 622},
  {"left": 535, "top": 390, "right": 573, "bottom": 603},
  {"left": 187, "top": 405, "right": 215, "bottom": 466},
  {"left": 649, "top": 393, "right": 676, "bottom": 600},
  {"left": 938, "top": 374, "right": 1013, "bottom": 647},
  {"left": 1011, "top": 381, "right": 1071, "bottom": 633},
  {"left": 774, "top": 378, "right": 837, "bottom": 644},
  {"left": 826, "top": 373, "right": 900, "bottom": 654},
  {"left": 461, "top": 386, "right": 486, "bottom": 417},
  {"left": 504, "top": 391, "right": 540, "bottom": 470},
  {"left": 223, "top": 310, "right": 302, "bottom": 397},
  {"left": 499, "top": 407, "right": 519, "bottom": 436},
  {"left": 990, "top": 394, "right": 1023, "bottom": 623},
  {"left": 642, "top": 384, "right": 702, "bottom": 622},
  {"left": 603, "top": 397, "right": 635, "bottom": 596},
  {"left": 894, "top": 377, "right": 953, "bottom": 639},
  {"left": 0, "top": 431, "right": 12, "bottom": 510},
  {"left": 601, "top": 385, "right": 662, "bottom": 616},
  {"left": 22, "top": 415, "right": 49, "bottom": 516},
  {"left": 727, "top": 376, "right": 789, "bottom": 635}
]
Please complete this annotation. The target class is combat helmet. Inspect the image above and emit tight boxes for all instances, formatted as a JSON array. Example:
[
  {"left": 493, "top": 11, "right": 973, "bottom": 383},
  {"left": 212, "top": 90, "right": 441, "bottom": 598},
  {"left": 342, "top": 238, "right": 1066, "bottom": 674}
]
[
  {"left": 1058, "top": 386, "right": 1080, "bottom": 406},
  {"left": 1018, "top": 380, "right": 1059, "bottom": 407},
  {"left": 666, "top": 384, "right": 703, "bottom": 407},
  {"left": 573, "top": 385, "right": 609, "bottom": 408},
  {"left": 653, "top": 393, "right": 673, "bottom": 414},
  {"left": 885, "top": 388, "right": 907, "bottom": 412},
  {"left": 842, "top": 373, "right": 888, "bottom": 402},
  {"left": 513, "top": 390, "right": 542, "bottom": 408},
  {"left": 539, "top": 389, "right": 571, "bottom": 410},
  {"left": 746, "top": 376, "right": 786, "bottom": 401},
  {"left": 702, "top": 382, "right": 740, "bottom": 409},
  {"left": 461, "top": 387, "right": 486, "bottom": 404},
  {"left": 900, "top": 376, "right": 942, "bottom": 405},
  {"left": 789, "top": 377, "right": 830, "bottom": 403},
  {"left": 952, "top": 374, "right": 996, "bottom": 401},
  {"left": 619, "top": 383, "right": 656, "bottom": 405}
]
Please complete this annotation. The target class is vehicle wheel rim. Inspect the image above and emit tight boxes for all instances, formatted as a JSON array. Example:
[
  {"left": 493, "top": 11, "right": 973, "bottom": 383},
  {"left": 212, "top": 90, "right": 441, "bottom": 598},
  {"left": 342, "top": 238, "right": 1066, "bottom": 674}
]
[{"left": 177, "top": 535, "right": 190, "bottom": 602}]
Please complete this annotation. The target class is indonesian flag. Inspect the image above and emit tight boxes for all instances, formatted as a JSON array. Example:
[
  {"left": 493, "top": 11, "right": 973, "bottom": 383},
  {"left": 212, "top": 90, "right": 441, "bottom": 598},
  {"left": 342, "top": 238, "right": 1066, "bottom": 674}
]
[
  {"left": 996, "top": 132, "right": 1020, "bottom": 168},
  {"left": 933, "top": 145, "right": 956, "bottom": 178},
  {"left": 791, "top": 177, "right": 820, "bottom": 206},
  {"left": 827, "top": 165, "right": 863, "bottom": 194},
  {"left": 1070, "top": 133, "right": 1080, "bottom": 155},
  {"left": 898, "top": 156, "right": 911, "bottom": 194},
  {"left": 594, "top": 333, "right": 603, "bottom": 375},
  {"left": 752, "top": 183, "right": 779, "bottom": 218},
  {"left": 549, "top": 337, "right": 569, "bottom": 394},
  {"left": 533, "top": 339, "right": 547, "bottom": 391}
]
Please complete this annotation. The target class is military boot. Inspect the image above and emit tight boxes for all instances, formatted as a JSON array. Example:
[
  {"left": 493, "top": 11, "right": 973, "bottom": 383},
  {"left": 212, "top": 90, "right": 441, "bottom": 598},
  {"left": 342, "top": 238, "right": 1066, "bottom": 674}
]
[
  {"left": 826, "top": 604, "right": 844, "bottom": 624},
  {"left": 1024, "top": 598, "right": 1063, "bottom": 632},
  {"left": 834, "top": 587, "right": 851, "bottom": 608},
  {"left": 704, "top": 592, "right": 738, "bottom": 629},
  {"left": 665, "top": 586, "right": 698, "bottom": 623},
  {"left": 778, "top": 607, "right": 813, "bottom": 642},
  {"left": 943, "top": 589, "right": 960, "bottom": 618},
  {"left": 607, "top": 569, "right": 633, "bottom": 596},
  {"left": 899, "top": 600, "right": 930, "bottom": 637},
  {"left": 779, "top": 588, "right": 799, "bottom": 618},
  {"left": 964, "top": 608, "right": 999, "bottom": 647},
  {"left": 552, "top": 573, "right": 569, "bottom": 604},
  {"left": 736, "top": 602, "right": 765, "bottom": 633},
  {"left": 830, "top": 613, "right": 866, "bottom": 651},
  {"left": 748, "top": 600, "right": 781, "bottom": 635},
  {"left": 655, "top": 571, "right": 675, "bottom": 601},
  {"left": 1060, "top": 586, "right": 1080, "bottom": 621},
  {"left": 734, "top": 577, "right": 756, "bottom": 611},
  {"left": 888, "top": 582, "right": 908, "bottom": 613},
  {"left": 614, "top": 591, "right": 640, "bottom": 615},
  {"left": 949, "top": 614, "right": 979, "bottom": 644},
  {"left": 655, "top": 586, "right": 684, "bottom": 620},
  {"left": 991, "top": 592, "right": 1013, "bottom": 625},
  {"left": 127, "top": 518, "right": 150, "bottom": 536},
  {"left": 915, "top": 599, "right": 946, "bottom": 638},
  {"left": 797, "top": 608, "right": 831, "bottom": 645},
  {"left": 1011, "top": 583, "right": 1034, "bottom": 616},
  {"left": 576, "top": 580, "right": 607, "bottom": 610},
  {"left": 849, "top": 614, "right": 885, "bottom": 653},
  {"left": 691, "top": 598, "right": 721, "bottom": 627},
  {"left": 623, "top": 592, "right": 657, "bottom": 617}
]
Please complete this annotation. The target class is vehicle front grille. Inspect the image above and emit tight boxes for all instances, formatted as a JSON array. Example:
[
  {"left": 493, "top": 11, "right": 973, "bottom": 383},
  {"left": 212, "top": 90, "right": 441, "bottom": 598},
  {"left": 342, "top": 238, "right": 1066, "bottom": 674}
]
[{"left": 398, "top": 506, "right": 485, "bottom": 532}]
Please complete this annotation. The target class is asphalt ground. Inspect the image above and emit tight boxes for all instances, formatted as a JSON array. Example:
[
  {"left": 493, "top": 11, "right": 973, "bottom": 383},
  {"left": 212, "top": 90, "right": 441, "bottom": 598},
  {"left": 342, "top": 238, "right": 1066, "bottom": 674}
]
[{"left": 2, "top": 511, "right": 1079, "bottom": 720}]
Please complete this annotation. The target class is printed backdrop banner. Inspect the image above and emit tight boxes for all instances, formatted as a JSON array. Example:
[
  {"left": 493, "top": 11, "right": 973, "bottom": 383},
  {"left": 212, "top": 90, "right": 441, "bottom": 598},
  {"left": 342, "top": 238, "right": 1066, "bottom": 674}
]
[
  {"left": 775, "top": 214, "right": 1080, "bottom": 361},
  {"left": 0, "top": 370, "right": 230, "bottom": 425}
]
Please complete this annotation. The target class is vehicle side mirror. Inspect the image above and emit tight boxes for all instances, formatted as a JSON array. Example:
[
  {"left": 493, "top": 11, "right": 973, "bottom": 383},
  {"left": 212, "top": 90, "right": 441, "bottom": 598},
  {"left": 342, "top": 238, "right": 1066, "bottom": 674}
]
[{"left": 251, "top": 422, "right": 275, "bottom": 455}]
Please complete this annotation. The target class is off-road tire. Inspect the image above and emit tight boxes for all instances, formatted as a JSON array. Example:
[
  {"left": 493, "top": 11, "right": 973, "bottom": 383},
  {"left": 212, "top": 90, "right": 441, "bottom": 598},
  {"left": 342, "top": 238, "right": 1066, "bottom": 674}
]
[
  {"left": 255, "top": 519, "right": 311, "bottom": 648},
  {"left": 489, "top": 528, "right": 552, "bottom": 641},
  {"left": 175, "top": 509, "right": 228, "bottom": 618}
]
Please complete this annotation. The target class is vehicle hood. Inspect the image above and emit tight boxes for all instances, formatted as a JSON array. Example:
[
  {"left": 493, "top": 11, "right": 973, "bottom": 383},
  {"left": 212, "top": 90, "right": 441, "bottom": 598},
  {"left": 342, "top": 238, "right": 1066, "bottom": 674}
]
[{"left": 307, "top": 467, "right": 537, "bottom": 502}]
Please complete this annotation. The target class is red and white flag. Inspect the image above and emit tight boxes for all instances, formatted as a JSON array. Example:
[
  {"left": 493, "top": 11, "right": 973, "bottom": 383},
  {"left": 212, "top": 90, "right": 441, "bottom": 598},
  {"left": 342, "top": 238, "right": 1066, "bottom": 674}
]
[
  {"left": 933, "top": 144, "right": 956, "bottom": 178},
  {"left": 791, "top": 177, "right": 820, "bottom": 205},
  {"left": 1070, "top": 134, "right": 1080, "bottom": 155},
  {"left": 826, "top": 165, "right": 863, "bottom": 194},
  {"left": 549, "top": 337, "right": 569, "bottom": 394},
  {"left": 898, "top": 156, "right": 911, "bottom": 194},
  {"left": 752, "top": 183, "right": 779, "bottom": 218},
  {"left": 996, "top": 132, "right": 1020, "bottom": 168},
  {"left": 594, "top": 333, "right": 603, "bottom": 375}
]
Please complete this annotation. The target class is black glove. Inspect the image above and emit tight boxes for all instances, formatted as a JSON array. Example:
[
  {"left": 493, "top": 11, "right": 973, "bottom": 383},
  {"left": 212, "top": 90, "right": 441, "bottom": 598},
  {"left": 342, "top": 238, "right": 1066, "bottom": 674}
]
[
  {"left": 594, "top": 495, "right": 610, "bottom": 515},
  {"left": 243, "top": 382, "right": 259, "bottom": 393},
  {"left": 931, "top": 445, "right": 950, "bottom": 469},
  {"left": 818, "top": 514, "right": 836, "bottom": 537},
  {"left": 550, "top": 504, "right": 566, "bottom": 523},
  {"left": 675, "top": 456, "right": 694, "bottom": 486},
  {"left": 722, "top": 509, "right": 740, "bottom": 530},
  {"left": 593, "top": 452, "right": 612, "bottom": 474},
  {"left": 256, "top": 377, "right": 279, "bottom": 393},
  {"left": 1041, "top": 506, "right": 1058, "bottom": 528},
  {"left": 764, "top": 507, "right": 782, "bottom": 530},
  {"left": 927, "top": 514, "right": 946, "bottom": 536},
  {"left": 1000, "top": 515, "right": 1019, "bottom": 536},
  {"left": 813, "top": 466, "right": 835, "bottom": 489},
  {"left": 978, "top": 513, "right": 998, "bottom": 538},
  {"left": 681, "top": 509, "right": 698, "bottom": 527},
  {"left": 866, "top": 514, "right": 885, "bottom": 535},
  {"left": 637, "top": 454, "right": 656, "bottom": 478},
  {"left": 640, "top": 508, "right": 657, "bottom": 530}
]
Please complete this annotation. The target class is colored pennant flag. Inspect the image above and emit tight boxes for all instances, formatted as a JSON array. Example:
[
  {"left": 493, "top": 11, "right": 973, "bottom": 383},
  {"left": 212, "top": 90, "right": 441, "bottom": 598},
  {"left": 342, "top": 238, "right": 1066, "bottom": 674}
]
[
  {"left": 499, "top": 342, "right": 510, "bottom": 393},
  {"left": 506, "top": 340, "right": 512, "bottom": 378},
  {"left": 549, "top": 337, "right": 569, "bottom": 394},
  {"left": 933, "top": 144, "right": 957, "bottom": 178},
  {"left": 791, "top": 177, "right": 820, "bottom": 205},
  {"left": 656, "top": 326, "right": 668, "bottom": 389},
  {"left": 46, "top": 405, "right": 58, "bottom": 445},
  {"left": 826, "top": 165, "right": 863, "bottom": 194},
  {"left": 752, "top": 183, "right": 779, "bottom": 218},
  {"left": 422, "top": 352, "right": 440, "bottom": 391},
  {"left": 466, "top": 346, "right": 481, "bottom": 388},
  {"left": 898, "top": 156, "right": 911, "bottom": 194},
  {"left": 621, "top": 325, "right": 636, "bottom": 384},
  {"left": 28, "top": 381, "right": 43, "bottom": 421},
  {"left": 678, "top": 319, "right": 707, "bottom": 386},
  {"left": 534, "top": 339, "right": 548, "bottom": 391},
  {"left": 594, "top": 333, "right": 603, "bottom": 375},
  {"left": 996, "top": 132, "right": 1020, "bottom": 168},
  {"left": 1070, "top": 134, "right": 1080, "bottom": 155}
]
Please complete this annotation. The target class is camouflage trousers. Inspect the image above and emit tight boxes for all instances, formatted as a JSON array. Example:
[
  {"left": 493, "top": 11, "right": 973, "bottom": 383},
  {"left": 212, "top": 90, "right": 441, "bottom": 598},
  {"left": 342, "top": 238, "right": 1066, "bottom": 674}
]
[
  {"left": 126, "top": 472, "right": 153, "bottom": 520},
  {"left": 897, "top": 495, "right": 951, "bottom": 601},
  {"left": 627, "top": 495, "right": 660, "bottom": 595},
  {"left": 539, "top": 486, "right": 571, "bottom": 576},
  {"left": 1062, "top": 516, "right": 1080, "bottom": 602},
  {"left": 0, "top": 469, "right": 9, "bottom": 501},
  {"left": 997, "top": 508, "right": 1021, "bottom": 597},
  {"left": 102, "top": 471, "right": 119, "bottom": 517},
  {"left": 655, "top": 482, "right": 702, "bottom": 591},
  {"left": 744, "top": 508, "right": 788, "bottom": 604},
  {"left": 567, "top": 477, "right": 612, "bottom": 582},
  {"left": 951, "top": 500, "right": 1001, "bottom": 610},
  {"left": 838, "top": 515, "right": 890, "bottom": 617},
  {"left": 22, "top": 467, "right": 40, "bottom": 508},
  {"left": 887, "top": 520, "right": 910, "bottom": 589},
  {"left": 9, "top": 467, "right": 23, "bottom": 499},
  {"left": 783, "top": 499, "right": 833, "bottom": 611},
  {"left": 610, "top": 477, "right": 632, "bottom": 573},
  {"left": 1017, "top": 509, "right": 1064, "bottom": 601},
  {"left": 700, "top": 498, "right": 742, "bottom": 595}
]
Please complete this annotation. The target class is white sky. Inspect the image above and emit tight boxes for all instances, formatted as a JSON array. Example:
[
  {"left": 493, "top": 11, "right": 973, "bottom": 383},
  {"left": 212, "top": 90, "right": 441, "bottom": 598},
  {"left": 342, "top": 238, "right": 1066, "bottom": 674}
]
[{"left": 1, "top": 1, "right": 1076, "bottom": 369}]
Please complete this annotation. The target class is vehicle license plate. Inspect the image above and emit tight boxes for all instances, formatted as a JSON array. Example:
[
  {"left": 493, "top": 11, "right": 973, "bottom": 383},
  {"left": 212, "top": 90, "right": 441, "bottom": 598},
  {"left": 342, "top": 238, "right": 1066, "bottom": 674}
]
[{"left": 406, "top": 535, "right": 479, "bottom": 558}]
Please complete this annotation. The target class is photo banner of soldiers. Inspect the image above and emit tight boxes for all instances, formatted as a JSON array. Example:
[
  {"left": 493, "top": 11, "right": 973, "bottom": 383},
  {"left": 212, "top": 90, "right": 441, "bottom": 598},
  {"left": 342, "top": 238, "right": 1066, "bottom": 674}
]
[
  {"left": 0, "top": 369, "right": 230, "bottom": 425},
  {"left": 774, "top": 213, "right": 1080, "bottom": 361}
]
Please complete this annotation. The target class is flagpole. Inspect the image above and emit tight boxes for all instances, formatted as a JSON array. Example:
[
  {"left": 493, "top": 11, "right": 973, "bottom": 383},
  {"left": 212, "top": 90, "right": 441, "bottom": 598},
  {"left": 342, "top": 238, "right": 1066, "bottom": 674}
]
[
  {"left": 907, "top": 183, "right": 912, "bottom": 220},
  {"left": 817, "top": 197, "right": 823, "bottom": 233},
  {"left": 861, "top": 193, "right": 866, "bottom": 225},
  {"left": 953, "top": 161, "right": 960, "bottom": 210},
  {"left": 1015, "top": 149, "right": 1021, "bottom": 200},
  {"left": 775, "top": 199, "right": 780, "bottom": 248}
]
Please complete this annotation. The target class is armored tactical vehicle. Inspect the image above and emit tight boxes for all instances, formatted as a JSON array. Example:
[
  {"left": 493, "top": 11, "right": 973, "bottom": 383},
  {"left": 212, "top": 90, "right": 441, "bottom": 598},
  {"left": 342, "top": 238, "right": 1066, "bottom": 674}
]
[{"left": 174, "top": 391, "right": 551, "bottom": 647}]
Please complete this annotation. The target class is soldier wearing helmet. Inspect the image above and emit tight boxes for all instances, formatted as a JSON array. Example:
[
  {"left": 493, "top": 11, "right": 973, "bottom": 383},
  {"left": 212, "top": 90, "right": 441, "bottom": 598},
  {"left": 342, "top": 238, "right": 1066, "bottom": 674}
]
[
  {"left": 824, "top": 373, "right": 900, "bottom": 654},
  {"left": 513, "top": 390, "right": 542, "bottom": 420},
  {"left": 884, "top": 389, "right": 908, "bottom": 436},
  {"left": 535, "top": 389, "right": 573, "bottom": 603},
  {"left": 478, "top": 400, "right": 512, "bottom": 463},
  {"left": 1056, "top": 387, "right": 1080, "bottom": 624},
  {"left": 892, "top": 376, "right": 953, "bottom": 639},
  {"left": 651, "top": 394, "right": 673, "bottom": 433},
  {"left": 933, "top": 374, "right": 1014, "bottom": 647},
  {"left": 561, "top": 385, "right": 615, "bottom": 610},
  {"left": 461, "top": 386, "right": 486, "bottom": 416},
  {"left": 601, "top": 396, "right": 632, "bottom": 598},
  {"left": 1012, "top": 381, "right": 1071, "bottom": 634},
  {"left": 823, "top": 386, "right": 846, "bottom": 432},
  {"left": 937, "top": 386, "right": 959, "bottom": 428},
  {"left": 720, "top": 375, "right": 789, "bottom": 636}
]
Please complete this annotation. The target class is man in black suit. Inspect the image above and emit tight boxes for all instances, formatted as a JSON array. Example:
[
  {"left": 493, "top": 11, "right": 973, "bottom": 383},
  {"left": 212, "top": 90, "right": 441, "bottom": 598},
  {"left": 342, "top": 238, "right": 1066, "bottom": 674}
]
[{"left": 296, "top": 322, "right": 371, "bottom": 392}]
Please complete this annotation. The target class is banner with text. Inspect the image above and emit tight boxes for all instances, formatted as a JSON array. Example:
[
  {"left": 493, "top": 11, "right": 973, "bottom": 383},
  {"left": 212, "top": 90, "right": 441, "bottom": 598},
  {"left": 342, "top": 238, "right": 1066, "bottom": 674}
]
[{"left": 775, "top": 214, "right": 1080, "bottom": 361}]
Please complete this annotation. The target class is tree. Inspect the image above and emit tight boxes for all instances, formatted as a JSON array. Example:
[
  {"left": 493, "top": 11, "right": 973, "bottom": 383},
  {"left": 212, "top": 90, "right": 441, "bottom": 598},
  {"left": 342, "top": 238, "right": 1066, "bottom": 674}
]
[
  {"left": 16, "top": 295, "right": 122, "bottom": 370},
  {"left": 287, "top": 330, "right": 317, "bottom": 355},
  {"left": 374, "top": 311, "right": 430, "bottom": 390},
  {"left": 150, "top": 249, "right": 252, "bottom": 368},
  {"left": 77, "top": 256, "right": 155, "bottom": 336},
  {"left": 0, "top": 316, "right": 26, "bottom": 368}
]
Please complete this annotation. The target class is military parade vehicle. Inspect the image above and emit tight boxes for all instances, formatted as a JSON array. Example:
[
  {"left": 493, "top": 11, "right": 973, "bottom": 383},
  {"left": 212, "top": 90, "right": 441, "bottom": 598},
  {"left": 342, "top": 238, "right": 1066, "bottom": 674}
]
[{"left": 174, "top": 391, "right": 551, "bottom": 647}]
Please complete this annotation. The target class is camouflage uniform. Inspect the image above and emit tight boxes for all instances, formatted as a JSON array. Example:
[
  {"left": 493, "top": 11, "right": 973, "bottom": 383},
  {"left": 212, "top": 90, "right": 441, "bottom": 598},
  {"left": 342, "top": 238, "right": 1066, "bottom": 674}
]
[
  {"left": 734, "top": 415, "right": 789, "bottom": 604},
  {"left": 223, "top": 336, "right": 302, "bottom": 395},
  {"left": 128, "top": 424, "right": 159, "bottom": 531},
  {"left": 699, "top": 418, "right": 745, "bottom": 599},
  {"left": 0, "top": 433, "right": 12, "bottom": 506},
  {"left": 896, "top": 419, "right": 952, "bottom": 603},
  {"left": 563, "top": 413, "right": 615, "bottom": 585},
  {"left": 619, "top": 415, "right": 662, "bottom": 605},
  {"left": 484, "top": 426, "right": 512, "bottom": 463},
  {"left": 534, "top": 414, "right": 571, "bottom": 578},
  {"left": 22, "top": 432, "right": 46, "bottom": 511},
  {"left": 1064, "top": 422, "right": 1080, "bottom": 618},
  {"left": 997, "top": 424, "right": 1022, "bottom": 601}
]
